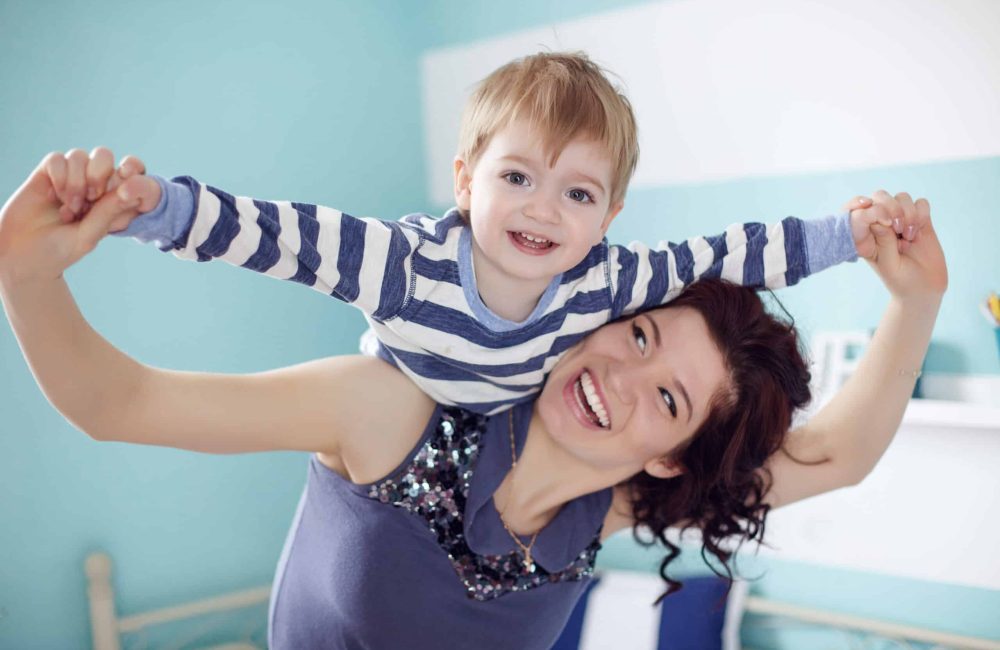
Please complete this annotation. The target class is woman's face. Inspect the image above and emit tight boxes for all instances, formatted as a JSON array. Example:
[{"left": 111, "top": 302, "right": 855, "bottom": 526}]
[{"left": 539, "top": 306, "right": 730, "bottom": 479}]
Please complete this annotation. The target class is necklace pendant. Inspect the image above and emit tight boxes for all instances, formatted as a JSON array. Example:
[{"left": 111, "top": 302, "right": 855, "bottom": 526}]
[{"left": 524, "top": 552, "right": 534, "bottom": 572}]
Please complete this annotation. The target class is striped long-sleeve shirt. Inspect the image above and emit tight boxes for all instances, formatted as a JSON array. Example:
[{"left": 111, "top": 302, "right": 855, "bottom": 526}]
[{"left": 117, "top": 176, "right": 858, "bottom": 413}]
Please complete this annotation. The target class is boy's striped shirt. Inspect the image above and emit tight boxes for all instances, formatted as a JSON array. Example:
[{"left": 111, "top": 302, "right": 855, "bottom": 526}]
[{"left": 119, "top": 176, "right": 857, "bottom": 414}]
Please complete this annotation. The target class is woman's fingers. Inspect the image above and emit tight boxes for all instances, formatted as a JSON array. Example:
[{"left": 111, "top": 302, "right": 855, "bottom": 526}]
[
  {"left": 85, "top": 147, "right": 115, "bottom": 204},
  {"left": 894, "top": 192, "right": 919, "bottom": 242},
  {"left": 63, "top": 149, "right": 90, "bottom": 216},
  {"left": 41, "top": 153, "right": 74, "bottom": 223},
  {"left": 872, "top": 189, "right": 903, "bottom": 235},
  {"left": 77, "top": 185, "right": 142, "bottom": 251}
]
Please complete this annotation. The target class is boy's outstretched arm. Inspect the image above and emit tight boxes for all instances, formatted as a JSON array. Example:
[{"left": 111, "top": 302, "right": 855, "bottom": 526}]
[
  {"left": 0, "top": 155, "right": 417, "bottom": 456},
  {"left": 609, "top": 194, "right": 922, "bottom": 316},
  {"left": 56, "top": 148, "right": 424, "bottom": 323}
]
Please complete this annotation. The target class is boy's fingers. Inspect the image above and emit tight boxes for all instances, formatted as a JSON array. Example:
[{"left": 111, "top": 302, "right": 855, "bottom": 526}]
[
  {"left": 854, "top": 204, "right": 892, "bottom": 227},
  {"left": 86, "top": 147, "right": 115, "bottom": 202},
  {"left": 64, "top": 149, "right": 89, "bottom": 215},
  {"left": 117, "top": 154, "right": 147, "bottom": 179},
  {"left": 841, "top": 195, "right": 872, "bottom": 212},
  {"left": 114, "top": 175, "right": 161, "bottom": 213}
]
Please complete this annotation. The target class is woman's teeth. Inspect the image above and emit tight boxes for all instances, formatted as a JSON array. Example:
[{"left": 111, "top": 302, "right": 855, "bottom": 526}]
[{"left": 578, "top": 370, "right": 609, "bottom": 428}]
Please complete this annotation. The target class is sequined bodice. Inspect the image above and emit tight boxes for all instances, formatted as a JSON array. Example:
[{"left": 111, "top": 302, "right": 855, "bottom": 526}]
[
  {"left": 366, "top": 405, "right": 603, "bottom": 601},
  {"left": 268, "top": 402, "right": 613, "bottom": 649}
]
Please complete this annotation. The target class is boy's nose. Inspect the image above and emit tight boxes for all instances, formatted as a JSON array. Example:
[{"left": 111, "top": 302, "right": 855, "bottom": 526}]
[{"left": 524, "top": 198, "right": 559, "bottom": 224}]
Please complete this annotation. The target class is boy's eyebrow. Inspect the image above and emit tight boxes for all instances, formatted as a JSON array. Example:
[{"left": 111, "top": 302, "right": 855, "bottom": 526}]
[
  {"left": 570, "top": 172, "right": 606, "bottom": 194},
  {"left": 499, "top": 154, "right": 539, "bottom": 169},
  {"left": 642, "top": 314, "right": 692, "bottom": 423}
]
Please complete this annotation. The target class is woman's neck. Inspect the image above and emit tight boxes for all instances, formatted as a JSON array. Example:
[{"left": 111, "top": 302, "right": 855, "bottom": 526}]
[{"left": 493, "top": 408, "right": 624, "bottom": 535}]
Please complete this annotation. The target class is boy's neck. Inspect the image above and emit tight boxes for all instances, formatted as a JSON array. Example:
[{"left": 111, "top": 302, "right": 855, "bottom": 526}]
[{"left": 470, "top": 241, "right": 554, "bottom": 323}]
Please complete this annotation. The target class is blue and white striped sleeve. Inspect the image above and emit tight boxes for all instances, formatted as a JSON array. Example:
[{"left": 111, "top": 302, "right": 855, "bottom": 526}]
[
  {"left": 609, "top": 213, "right": 858, "bottom": 317},
  {"left": 114, "top": 175, "right": 419, "bottom": 320}
]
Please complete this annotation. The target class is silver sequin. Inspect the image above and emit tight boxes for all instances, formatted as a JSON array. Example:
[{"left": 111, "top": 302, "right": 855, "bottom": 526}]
[{"left": 366, "top": 407, "right": 601, "bottom": 601}]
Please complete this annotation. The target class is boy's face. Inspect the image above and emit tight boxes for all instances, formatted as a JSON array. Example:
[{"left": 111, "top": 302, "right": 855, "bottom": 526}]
[{"left": 454, "top": 119, "right": 623, "bottom": 286}]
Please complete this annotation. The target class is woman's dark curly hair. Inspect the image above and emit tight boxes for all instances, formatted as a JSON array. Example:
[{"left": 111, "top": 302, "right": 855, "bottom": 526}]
[{"left": 622, "top": 279, "right": 813, "bottom": 604}]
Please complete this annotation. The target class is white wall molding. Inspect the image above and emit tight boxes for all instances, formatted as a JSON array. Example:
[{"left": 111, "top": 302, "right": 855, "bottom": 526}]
[{"left": 421, "top": 0, "right": 1000, "bottom": 205}]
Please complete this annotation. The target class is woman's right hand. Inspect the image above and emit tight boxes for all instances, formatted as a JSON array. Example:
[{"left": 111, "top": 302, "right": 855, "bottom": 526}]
[
  {"left": 0, "top": 154, "right": 151, "bottom": 289},
  {"left": 858, "top": 192, "right": 948, "bottom": 304}
]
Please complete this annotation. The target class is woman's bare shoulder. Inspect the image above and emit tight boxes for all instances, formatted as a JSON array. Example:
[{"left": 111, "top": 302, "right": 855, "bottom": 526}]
[{"left": 316, "top": 356, "right": 436, "bottom": 484}]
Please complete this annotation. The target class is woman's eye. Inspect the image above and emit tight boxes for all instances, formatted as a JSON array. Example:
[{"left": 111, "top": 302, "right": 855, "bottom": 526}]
[
  {"left": 567, "top": 188, "right": 594, "bottom": 203},
  {"left": 504, "top": 172, "right": 528, "bottom": 186},
  {"left": 659, "top": 388, "right": 678, "bottom": 418},
  {"left": 632, "top": 322, "right": 647, "bottom": 354}
]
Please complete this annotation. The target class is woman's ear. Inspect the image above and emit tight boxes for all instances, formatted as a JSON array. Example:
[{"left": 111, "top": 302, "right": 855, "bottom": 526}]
[
  {"left": 453, "top": 157, "right": 472, "bottom": 211},
  {"left": 644, "top": 455, "right": 684, "bottom": 480}
]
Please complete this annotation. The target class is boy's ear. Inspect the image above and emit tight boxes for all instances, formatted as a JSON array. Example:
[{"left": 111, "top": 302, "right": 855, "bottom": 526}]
[
  {"left": 643, "top": 454, "right": 684, "bottom": 480},
  {"left": 453, "top": 157, "right": 473, "bottom": 211},
  {"left": 600, "top": 201, "right": 624, "bottom": 237}
]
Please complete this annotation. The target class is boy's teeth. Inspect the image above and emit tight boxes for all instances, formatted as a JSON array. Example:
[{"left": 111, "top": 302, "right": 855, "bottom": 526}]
[
  {"left": 580, "top": 370, "right": 609, "bottom": 428},
  {"left": 519, "top": 232, "right": 550, "bottom": 244}
]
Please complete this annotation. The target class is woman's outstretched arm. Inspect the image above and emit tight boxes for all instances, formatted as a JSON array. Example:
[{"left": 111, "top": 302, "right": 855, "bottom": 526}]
[
  {"left": 0, "top": 155, "right": 428, "bottom": 456},
  {"left": 764, "top": 193, "right": 947, "bottom": 509}
]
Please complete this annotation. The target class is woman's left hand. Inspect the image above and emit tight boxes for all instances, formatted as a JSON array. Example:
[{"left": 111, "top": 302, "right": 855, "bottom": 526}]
[{"left": 859, "top": 193, "right": 948, "bottom": 304}]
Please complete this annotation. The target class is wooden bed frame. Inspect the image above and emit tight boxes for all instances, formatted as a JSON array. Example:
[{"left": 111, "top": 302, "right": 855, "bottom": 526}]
[{"left": 85, "top": 551, "right": 999, "bottom": 650}]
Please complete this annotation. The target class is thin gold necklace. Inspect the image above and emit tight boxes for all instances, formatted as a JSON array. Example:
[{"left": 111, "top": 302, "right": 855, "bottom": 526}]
[{"left": 498, "top": 410, "right": 539, "bottom": 572}]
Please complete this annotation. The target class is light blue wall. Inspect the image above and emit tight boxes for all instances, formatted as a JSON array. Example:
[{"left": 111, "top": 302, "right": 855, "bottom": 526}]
[
  {"left": 1, "top": 1, "right": 997, "bottom": 648},
  {"left": 0, "top": 1, "right": 427, "bottom": 647}
]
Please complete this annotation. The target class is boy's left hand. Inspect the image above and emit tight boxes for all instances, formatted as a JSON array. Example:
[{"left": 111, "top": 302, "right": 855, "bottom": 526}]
[{"left": 845, "top": 191, "right": 926, "bottom": 260}]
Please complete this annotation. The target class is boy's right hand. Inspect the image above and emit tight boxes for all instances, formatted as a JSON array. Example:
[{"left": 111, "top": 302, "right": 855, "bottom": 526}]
[{"left": 43, "top": 147, "right": 161, "bottom": 231}]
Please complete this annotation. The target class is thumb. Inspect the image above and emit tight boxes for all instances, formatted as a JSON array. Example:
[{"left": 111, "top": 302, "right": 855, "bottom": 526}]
[
  {"left": 868, "top": 222, "right": 900, "bottom": 265},
  {"left": 76, "top": 188, "right": 141, "bottom": 249}
]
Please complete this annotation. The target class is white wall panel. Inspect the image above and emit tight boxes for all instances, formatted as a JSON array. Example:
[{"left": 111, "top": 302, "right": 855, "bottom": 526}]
[{"left": 421, "top": 0, "right": 1000, "bottom": 205}]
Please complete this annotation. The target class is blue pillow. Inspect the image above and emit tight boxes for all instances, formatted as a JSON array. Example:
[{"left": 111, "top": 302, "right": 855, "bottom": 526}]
[{"left": 550, "top": 572, "right": 744, "bottom": 650}]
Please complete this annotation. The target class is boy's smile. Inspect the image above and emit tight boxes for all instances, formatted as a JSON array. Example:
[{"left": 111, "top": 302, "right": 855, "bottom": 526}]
[{"left": 454, "top": 119, "right": 623, "bottom": 320}]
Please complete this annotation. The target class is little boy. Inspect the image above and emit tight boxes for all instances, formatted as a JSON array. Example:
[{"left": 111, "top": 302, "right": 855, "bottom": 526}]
[{"left": 58, "top": 52, "right": 872, "bottom": 414}]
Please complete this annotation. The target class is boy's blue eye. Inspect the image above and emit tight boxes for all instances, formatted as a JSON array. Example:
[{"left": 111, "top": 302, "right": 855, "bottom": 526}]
[
  {"left": 567, "top": 188, "right": 594, "bottom": 203},
  {"left": 659, "top": 388, "right": 678, "bottom": 418},
  {"left": 631, "top": 322, "right": 647, "bottom": 353},
  {"left": 504, "top": 172, "right": 528, "bottom": 186}
]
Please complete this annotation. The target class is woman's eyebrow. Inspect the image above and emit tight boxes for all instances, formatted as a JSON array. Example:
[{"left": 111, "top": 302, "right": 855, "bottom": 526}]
[{"left": 643, "top": 313, "right": 692, "bottom": 422}]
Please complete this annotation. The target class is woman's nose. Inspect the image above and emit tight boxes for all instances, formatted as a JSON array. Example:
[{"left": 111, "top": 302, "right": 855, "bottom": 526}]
[{"left": 606, "top": 359, "right": 637, "bottom": 406}]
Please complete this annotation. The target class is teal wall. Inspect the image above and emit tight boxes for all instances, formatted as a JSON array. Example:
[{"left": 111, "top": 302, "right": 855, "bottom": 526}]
[
  {"left": 1, "top": 1, "right": 997, "bottom": 648},
  {"left": 0, "top": 1, "right": 427, "bottom": 647}
]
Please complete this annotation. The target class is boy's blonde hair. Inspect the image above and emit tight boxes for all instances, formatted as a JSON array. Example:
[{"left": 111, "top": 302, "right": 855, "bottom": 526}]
[{"left": 457, "top": 51, "right": 639, "bottom": 214}]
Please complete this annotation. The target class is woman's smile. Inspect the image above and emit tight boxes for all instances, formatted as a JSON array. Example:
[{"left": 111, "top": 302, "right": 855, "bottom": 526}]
[{"left": 563, "top": 368, "right": 611, "bottom": 430}]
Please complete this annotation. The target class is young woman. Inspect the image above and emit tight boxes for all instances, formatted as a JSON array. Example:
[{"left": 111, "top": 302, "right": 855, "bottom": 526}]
[{"left": 0, "top": 160, "right": 945, "bottom": 649}]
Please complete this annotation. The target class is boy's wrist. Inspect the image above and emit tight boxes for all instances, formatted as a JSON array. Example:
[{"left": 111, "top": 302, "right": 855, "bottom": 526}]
[
  {"left": 802, "top": 211, "right": 858, "bottom": 273},
  {"left": 112, "top": 175, "right": 195, "bottom": 249}
]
